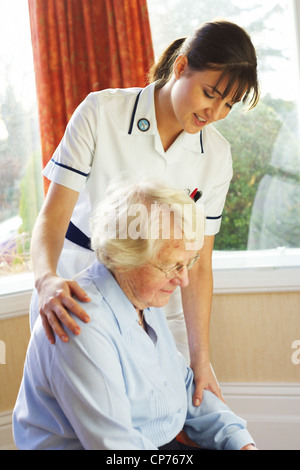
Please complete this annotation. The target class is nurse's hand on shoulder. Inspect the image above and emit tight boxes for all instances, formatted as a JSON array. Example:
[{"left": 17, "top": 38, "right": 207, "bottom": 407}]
[{"left": 38, "top": 274, "right": 91, "bottom": 344}]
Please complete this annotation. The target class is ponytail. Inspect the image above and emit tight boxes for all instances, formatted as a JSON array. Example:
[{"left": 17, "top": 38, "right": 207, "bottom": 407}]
[{"left": 148, "top": 37, "right": 186, "bottom": 86}]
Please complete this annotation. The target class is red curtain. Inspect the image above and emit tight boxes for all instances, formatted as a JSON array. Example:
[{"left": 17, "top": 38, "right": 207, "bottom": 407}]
[{"left": 28, "top": 0, "right": 154, "bottom": 192}]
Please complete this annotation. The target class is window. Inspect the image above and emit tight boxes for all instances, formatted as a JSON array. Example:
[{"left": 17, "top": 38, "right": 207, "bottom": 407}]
[
  {"left": 0, "top": 0, "right": 299, "bottom": 298},
  {"left": 147, "top": 0, "right": 300, "bottom": 290},
  {"left": 0, "top": 1, "right": 43, "bottom": 284}
]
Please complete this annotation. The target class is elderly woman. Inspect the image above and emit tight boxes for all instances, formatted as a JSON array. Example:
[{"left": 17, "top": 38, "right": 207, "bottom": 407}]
[{"left": 13, "top": 179, "right": 256, "bottom": 450}]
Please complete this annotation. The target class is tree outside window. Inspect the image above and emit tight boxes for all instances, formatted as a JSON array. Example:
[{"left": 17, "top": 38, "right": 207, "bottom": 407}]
[
  {"left": 147, "top": 0, "right": 300, "bottom": 251},
  {"left": 0, "top": 1, "right": 43, "bottom": 276}
]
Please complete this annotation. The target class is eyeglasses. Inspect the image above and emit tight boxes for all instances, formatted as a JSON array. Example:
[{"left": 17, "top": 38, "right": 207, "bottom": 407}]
[{"left": 151, "top": 254, "right": 200, "bottom": 280}]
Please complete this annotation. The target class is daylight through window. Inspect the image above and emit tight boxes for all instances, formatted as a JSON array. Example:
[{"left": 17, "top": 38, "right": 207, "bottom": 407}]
[
  {"left": 0, "top": 1, "right": 43, "bottom": 278},
  {"left": 147, "top": 0, "right": 300, "bottom": 259}
]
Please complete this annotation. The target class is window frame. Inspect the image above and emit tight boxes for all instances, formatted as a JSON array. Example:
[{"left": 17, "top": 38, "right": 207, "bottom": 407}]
[
  {"left": 213, "top": 0, "right": 300, "bottom": 294},
  {"left": 213, "top": 248, "right": 300, "bottom": 294}
]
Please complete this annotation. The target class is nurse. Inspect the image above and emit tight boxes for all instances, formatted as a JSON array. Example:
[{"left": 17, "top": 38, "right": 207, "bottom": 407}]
[{"left": 30, "top": 20, "right": 260, "bottom": 405}]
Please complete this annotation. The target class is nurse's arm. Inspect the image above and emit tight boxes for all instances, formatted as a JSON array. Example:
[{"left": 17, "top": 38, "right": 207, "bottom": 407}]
[
  {"left": 181, "top": 235, "right": 224, "bottom": 405},
  {"left": 31, "top": 182, "right": 91, "bottom": 344}
]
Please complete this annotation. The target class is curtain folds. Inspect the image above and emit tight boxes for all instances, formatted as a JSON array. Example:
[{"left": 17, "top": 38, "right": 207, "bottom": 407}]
[{"left": 28, "top": 0, "right": 154, "bottom": 192}]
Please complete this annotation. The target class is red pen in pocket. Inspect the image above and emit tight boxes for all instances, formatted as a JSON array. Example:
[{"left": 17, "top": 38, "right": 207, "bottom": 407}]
[
  {"left": 190, "top": 188, "right": 198, "bottom": 199},
  {"left": 190, "top": 188, "right": 202, "bottom": 202}
]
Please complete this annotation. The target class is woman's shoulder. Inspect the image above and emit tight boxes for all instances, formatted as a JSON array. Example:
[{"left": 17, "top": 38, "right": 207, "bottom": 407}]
[
  {"left": 72, "top": 262, "right": 131, "bottom": 336},
  {"left": 203, "top": 124, "right": 230, "bottom": 149},
  {"left": 67, "top": 267, "right": 114, "bottom": 337},
  {"left": 85, "top": 86, "right": 143, "bottom": 108}
]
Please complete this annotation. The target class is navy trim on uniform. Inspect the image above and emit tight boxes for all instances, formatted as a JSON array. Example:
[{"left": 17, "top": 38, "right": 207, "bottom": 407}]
[
  {"left": 65, "top": 221, "right": 92, "bottom": 251},
  {"left": 200, "top": 130, "right": 204, "bottom": 153},
  {"left": 128, "top": 90, "right": 142, "bottom": 135},
  {"left": 50, "top": 158, "right": 89, "bottom": 177},
  {"left": 206, "top": 215, "right": 222, "bottom": 220}
]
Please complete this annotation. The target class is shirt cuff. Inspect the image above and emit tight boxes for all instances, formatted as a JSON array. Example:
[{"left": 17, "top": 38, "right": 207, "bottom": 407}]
[
  {"left": 42, "top": 159, "right": 88, "bottom": 192},
  {"left": 204, "top": 216, "right": 222, "bottom": 236},
  {"left": 224, "top": 428, "right": 256, "bottom": 450}
]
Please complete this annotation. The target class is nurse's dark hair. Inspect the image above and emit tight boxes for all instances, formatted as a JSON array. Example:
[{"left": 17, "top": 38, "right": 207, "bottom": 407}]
[{"left": 148, "top": 20, "right": 260, "bottom": 109}]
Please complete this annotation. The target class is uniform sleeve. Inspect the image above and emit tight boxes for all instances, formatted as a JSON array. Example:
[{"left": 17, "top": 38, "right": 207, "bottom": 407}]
[
  {"left": 203, "top": 130, "right": 233, "bottom": 236},
  {"left": 183, "top": 368, "right": 255, "bottom": 450},
  {"left": 42, "top": 93, "right": 99, "bottom": 192}
]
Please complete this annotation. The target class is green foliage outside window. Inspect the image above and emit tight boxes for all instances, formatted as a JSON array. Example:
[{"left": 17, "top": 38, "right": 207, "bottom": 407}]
[{"left": 215, "top": 96, "right": 300, "bottom": 250}]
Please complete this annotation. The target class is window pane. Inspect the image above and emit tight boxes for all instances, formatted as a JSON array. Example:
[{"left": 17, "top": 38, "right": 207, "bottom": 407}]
[
  {"left": 147, "top": 0, "right": 300, "bottom": 252},
  {"left": 0, "top": 1, "right": 43, "bottom": 276}
]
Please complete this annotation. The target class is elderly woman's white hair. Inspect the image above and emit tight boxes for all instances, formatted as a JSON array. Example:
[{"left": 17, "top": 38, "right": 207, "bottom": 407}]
[{"left": 90, "top": 176, "right": 205, "bottom": 271}]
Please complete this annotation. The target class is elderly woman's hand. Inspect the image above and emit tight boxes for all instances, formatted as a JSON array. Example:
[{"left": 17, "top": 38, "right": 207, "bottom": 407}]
[
  {"left": 191, "top": 361, "right": 225, "bottom": 406},
  {"left": 36, "top": 274, "right": 91, "bottom": 344}
]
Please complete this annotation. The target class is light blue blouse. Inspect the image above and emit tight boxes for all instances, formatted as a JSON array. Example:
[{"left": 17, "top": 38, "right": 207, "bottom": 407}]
[{"left": 13, "top": 261, "right": 254, "bottom": 450}]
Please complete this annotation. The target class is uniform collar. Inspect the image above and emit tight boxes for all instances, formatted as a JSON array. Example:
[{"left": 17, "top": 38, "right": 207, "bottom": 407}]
[
  {"left": 128, "top": 82, "right": 204, "bottom": 154},
  {"left": 128, "top": 82, "right": 157, "bottom": 136},
  {"left": 181, "top": 129, "right": 204, "bottom": 154}
]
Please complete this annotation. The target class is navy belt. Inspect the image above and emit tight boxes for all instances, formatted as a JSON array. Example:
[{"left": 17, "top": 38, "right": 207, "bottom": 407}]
[{"left": 65, "top": 222, "right": 92, "bottom": 251}]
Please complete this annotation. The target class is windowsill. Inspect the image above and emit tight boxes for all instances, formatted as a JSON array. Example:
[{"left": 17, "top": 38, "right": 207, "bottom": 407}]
[
  {"left": 213, "top": 265, "right": 300, "bottom": 293},
  {"left": 213, "top": 247, "right": 300, "bottom": 269},
  {"left": 0, "top": 271, "right": 34, "bottom": 296},
  {"left": 0, "top": 272, "right": 34, "bottom": 319},
  {"left": 212, "top": 247, "right": 300, "bottom": 293},
  {"left": 0, "top": 248, "right": 299, "bottom": 319}
]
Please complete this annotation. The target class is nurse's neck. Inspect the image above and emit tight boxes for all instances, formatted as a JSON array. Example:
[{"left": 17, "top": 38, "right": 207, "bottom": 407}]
[{"left": 154, "top": 84, "right": 183, "bottom": 152}]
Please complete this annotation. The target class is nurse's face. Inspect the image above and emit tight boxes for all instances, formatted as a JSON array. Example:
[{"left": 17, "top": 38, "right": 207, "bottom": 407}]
[
  {"left": 115, "top": 239, "right": 198, "bottom": 310},
  {"left": 170, "top": 55, "right": 239, "bottom": 133}
]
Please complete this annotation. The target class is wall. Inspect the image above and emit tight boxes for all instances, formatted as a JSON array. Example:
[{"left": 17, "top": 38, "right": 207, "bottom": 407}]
[
  {"left": 210, "top": 291, "right": 300, "bottom": 383},
  {"left": 0, "top": 315, "right": 30, "bottom": 413},
  {"left": 0, "top": 311, "right": 30, "bottom": 450}
]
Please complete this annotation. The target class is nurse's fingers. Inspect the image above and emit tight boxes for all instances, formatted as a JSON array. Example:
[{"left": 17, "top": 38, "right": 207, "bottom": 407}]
[
  {"left": 40, "top": 285, "right": 91, "bottom": 344},
  {"left": 41, "top": 312, "right": 57, "bottom": 345},
  {"left": 40, "top": 301, "right": 75, "bottom": 344},
  {"left": 192, "top": 362, "right": 225, "bottom": 406},
  {"left": 41, "top": 301, "right": 81, "bottom": 344},
  {"left": 68, "top": 281, "right": 91, "bottom": 316},
  {"left": 61, "top": 294, "right": 90, "bottom": 327}
]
